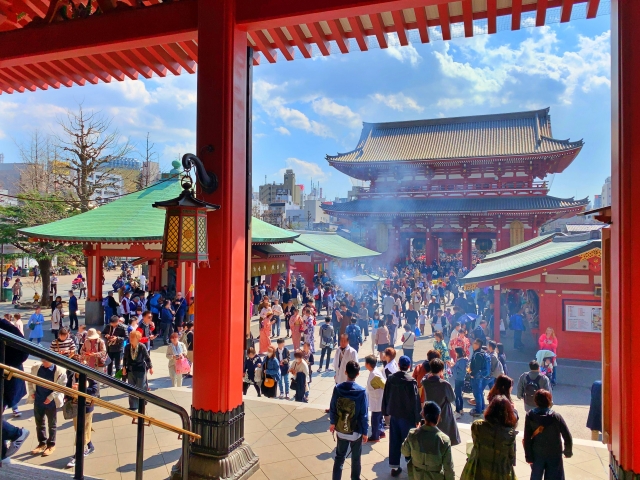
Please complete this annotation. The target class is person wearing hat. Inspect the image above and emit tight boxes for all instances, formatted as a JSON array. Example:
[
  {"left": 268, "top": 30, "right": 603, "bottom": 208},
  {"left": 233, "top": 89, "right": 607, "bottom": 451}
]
[
  {"left": 80, "top": 328, "right": 107, "bottom": 371},
  {"left": 382, "top": 355, "right": 422, "bottom": 477}
]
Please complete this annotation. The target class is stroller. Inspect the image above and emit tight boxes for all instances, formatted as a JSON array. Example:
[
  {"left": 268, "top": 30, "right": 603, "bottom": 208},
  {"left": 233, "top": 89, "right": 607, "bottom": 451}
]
[{"left": 536, "top": 349, "right": 556, "bottom": 385}]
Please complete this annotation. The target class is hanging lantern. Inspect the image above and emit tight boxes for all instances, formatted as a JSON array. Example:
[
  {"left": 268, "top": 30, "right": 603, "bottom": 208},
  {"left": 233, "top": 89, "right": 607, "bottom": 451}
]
[
  {"left": 442, "top": 237, "right": 461, "bottom": 254},
  {"left": 153, "top": 154, "right": 220, "bottom": 267},
  {"left": 475, "top": 238, "right": 494, "bottom": 254}
]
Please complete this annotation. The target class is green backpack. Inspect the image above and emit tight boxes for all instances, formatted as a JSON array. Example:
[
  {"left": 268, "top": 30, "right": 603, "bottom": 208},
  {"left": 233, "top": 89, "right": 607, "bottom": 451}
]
[{"left": 335, "top": 397, "right": 356, "bottom": 435}]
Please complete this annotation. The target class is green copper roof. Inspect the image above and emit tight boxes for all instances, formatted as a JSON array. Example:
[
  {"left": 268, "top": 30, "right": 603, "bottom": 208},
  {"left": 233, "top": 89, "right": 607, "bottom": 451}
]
[
  {"left": 460, "top": 239, "right": 601, "bottom": 285},
  {"left": 251, "top": 218, "right": 299, "bottom": 244},
  {"left": 295, "top": 233, "right": 380, "bottom": 259},
  {"left": 253, "top": 241, "right": 313, "bottom": 256},
  {"left": 482, "top": 233, "right": 556, "bottom": 262},
  {"left": 19, "top": 180, "right": 298, "bottom": 245}
]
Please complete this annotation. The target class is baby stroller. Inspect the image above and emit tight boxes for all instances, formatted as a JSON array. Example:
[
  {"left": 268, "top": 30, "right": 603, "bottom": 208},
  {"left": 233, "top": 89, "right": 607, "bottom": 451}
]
[{"left": 536, "top": 349, "right": 556, "bottom": 385}]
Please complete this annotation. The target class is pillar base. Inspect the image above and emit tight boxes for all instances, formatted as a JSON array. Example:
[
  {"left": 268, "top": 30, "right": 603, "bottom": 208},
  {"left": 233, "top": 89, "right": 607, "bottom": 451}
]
[
  {"left": 610, "top": 451, "right": 640, "bottom": 480},
  {"left": 170, "top": 444, "right": 259, "bottom": 480}
]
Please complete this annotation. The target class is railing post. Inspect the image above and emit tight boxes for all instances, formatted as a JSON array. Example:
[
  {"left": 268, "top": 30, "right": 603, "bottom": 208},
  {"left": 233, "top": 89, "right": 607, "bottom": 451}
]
[
  {"left": 0, "top": 341, "right": 4, "bottom": 450},
  {"left": 136, "top": 398, "right": 145, "bottom": 480},
  {"left": 74, "top": 373, "right": 87, "bottom": 480}
]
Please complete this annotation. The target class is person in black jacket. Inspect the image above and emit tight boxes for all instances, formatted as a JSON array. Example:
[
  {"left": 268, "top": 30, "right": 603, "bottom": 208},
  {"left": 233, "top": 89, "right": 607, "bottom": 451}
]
[
  {"left": 381, "top": 355, "right": 421, "bottom": 477},
  {"left": 122, "top": 330, "right": 153, "bottom": 410},
  {"left": 0, "top": 317, "right": 30, "bottom": 462},
  {"left": 64, "top": 373, "right": 99, "bottom": 469},
  {"left": 102, "top": 316, "right": 127, "bottom": 376},
  {"left": 523, "top": 389, "right": 573, "bottom": 480}
]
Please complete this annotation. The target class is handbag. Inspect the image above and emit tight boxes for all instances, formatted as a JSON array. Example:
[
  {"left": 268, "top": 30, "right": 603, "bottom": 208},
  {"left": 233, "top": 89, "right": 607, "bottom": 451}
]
[
  {"left": 63, "top": 400, "right": 78, "bottom": 420},
  {"left": 290, "top": 378, "right": 297, "bottom": 391},
  {"left": 175, "top": 356, "right": 191, "bottom": 375},
  {"left": 263, "top": 376, "right": 275, "bottom": 388}
]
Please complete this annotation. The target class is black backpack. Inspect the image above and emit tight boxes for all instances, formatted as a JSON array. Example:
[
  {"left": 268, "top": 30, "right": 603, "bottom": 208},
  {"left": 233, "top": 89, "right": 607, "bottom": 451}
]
[{"left": 523, "top": 374, "right": 542, "bottom": 406}]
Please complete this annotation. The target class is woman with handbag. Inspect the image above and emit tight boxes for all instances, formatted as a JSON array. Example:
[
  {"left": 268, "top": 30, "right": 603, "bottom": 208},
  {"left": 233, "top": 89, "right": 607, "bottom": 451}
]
[
  {"left": 80, "top": 329, "right": 108, "bottom": 372},
  {"left": 166, "top": 332, "right": 189, "bottom": 387},
  {"left": 123, "top": 330, "right": 153, "bottom": 410},
  {"left": 28, "top": 306, "right": 45, "bottom": 346},
  {"left": 262, "top": 346, "right": 280, "bottom": 398},
  {"left": 288, "top": 349, "right": 309, "bottom": 402}
]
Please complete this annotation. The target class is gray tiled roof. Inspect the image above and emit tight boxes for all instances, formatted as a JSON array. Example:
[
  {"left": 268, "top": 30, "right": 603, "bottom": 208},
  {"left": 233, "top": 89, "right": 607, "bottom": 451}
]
[
  {"left": 482, "top": 233, "right": 556, "bottom": 261},
  {"left": 322, "top": 196, "right": 589, "bottom": 215},
  {"left": 327, "top": 108, "right": 583, "bottom": 163}
]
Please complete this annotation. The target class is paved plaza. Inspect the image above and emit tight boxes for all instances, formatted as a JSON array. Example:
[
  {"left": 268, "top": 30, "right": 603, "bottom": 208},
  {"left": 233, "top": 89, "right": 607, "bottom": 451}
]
[{"left": 1, "top": 271, "right": 608, "bottom": 479}]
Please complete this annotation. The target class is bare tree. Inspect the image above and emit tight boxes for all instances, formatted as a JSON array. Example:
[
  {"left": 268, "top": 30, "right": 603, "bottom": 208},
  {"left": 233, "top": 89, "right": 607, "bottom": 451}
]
[
  {"left": 12, "top": 131, "right": 59, "bottom": 195},
  {"left": 137, "top": 133, "right": 159, "bottom": 189},
  {"left": 54, "top": 105, "right": 133, "bottom": 212}
]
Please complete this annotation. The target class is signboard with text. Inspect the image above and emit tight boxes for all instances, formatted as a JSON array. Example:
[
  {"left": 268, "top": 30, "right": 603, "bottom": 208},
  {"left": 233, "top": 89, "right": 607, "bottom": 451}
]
[{"left": 563, "top": 301, "right": 602, "bottom": 333}]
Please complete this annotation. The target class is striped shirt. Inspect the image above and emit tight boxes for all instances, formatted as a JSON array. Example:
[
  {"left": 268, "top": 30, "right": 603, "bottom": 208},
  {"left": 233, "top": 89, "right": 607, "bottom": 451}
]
[{"left": 50, "top": 337, "right": 76, "bottom": 356}]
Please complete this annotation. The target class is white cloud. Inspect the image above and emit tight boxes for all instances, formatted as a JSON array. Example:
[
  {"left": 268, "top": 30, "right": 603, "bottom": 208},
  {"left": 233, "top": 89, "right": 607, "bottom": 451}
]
[
  {"left": 311, "top": 97, "right": 361, "bottom": 128},
  {"left": 107, "top": 78, "right": 156, "bottom": 105},
  {"left": 253, "top": 79, "right": 333, "bottom": 137},
  {"left": 162, "top": 142, "right": 195, "bottom": 163},
  {"left": 278, "top": 157, "right": 330, "bottom": 182},
  {"left": 385, "top": 34, "right": 422, "bottom": 66},
  {"left": 275, "top": 126, "right": 291, "bottom": 135},
  {"left": 432, "top": 27, "right": 611, "bottom": 106},
  {"left": 371, "top": 93, "right": 424, "bottom": 112}
]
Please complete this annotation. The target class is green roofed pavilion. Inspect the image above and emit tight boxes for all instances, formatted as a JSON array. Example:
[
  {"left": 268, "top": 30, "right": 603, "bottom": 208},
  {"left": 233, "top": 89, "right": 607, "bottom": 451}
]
[
  {"left": 19, "top": 180, "right": 298, "bottom": 245},
  {"left": 482, "top": 233, "right": 556, "bottom": 262},
  {"left": 294, "top": 233, "right": 380, "bottom": 259}
]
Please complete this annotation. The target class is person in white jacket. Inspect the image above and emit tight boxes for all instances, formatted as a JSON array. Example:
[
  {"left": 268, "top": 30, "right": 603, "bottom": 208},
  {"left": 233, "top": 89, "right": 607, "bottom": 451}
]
[
  {"left": 365, "top": 355, "right": 386, "bottom": 441},
  {"left": 333, "top": 333, "right": 358, "bottom": 385},
  {"left": 27, "top": 360, "right": 67, "bottom": 456}
]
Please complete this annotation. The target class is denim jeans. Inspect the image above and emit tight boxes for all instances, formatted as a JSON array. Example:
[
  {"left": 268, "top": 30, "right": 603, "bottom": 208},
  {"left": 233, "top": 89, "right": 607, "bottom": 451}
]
[
  {"left": 271, "top": 316, "right": 281, "bottom": 336},
  {"left": 454, "top": 380, "right": 464, "bottom": 413},
  {"left": 319, "top": 346, "right": 332, "bottom": 370},
  {"left": 389, "top": 416, "right": 414, "bottom": 468},
  {"left": 278, "top": 372, "right": 290, "bottom": 396},
  {"left": 514, "top": 329, "right": 524, "bottom": 349},
  {"left": 2, "top": 420, "right": 21, "bottom": 459},
  {"left": 403, "top": 348, "right": 414, "bottom": 369},
  {"left": 370, "top": 411, "right": 383, "bottom": 440},
  {"left": 471, "top": 377, "right": 487, "bottom": 414},
  {"left": 332, "top": 435, "right": 362, "bottom": 480}
]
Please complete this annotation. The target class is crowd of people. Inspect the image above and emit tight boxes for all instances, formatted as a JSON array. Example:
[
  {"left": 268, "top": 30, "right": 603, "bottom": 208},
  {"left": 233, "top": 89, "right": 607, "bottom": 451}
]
[{"left": 243, "top": 264, "right": 590, "bottom": 480}]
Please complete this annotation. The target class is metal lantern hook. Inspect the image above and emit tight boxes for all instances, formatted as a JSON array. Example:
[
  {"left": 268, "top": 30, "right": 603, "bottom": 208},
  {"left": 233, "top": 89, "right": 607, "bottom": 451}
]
[{"left": 182, "top": 153, "right": 218, "bottom": 194}]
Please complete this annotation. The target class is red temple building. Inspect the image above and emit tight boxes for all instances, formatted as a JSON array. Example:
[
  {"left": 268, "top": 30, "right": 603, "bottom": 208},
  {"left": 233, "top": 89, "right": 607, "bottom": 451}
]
[{"left": 322, "top": 108, "right": 588, "bottom": 269}]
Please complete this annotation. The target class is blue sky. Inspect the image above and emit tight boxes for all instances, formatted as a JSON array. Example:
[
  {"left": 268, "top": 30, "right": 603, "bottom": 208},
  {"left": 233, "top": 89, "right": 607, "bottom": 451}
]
[{"left": 0, "top": 14, "right": 611, "bottom": 203}]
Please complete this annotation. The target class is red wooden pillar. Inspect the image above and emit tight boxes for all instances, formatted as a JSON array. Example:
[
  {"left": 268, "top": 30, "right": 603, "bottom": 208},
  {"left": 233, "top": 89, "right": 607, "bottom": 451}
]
[
  {"left": 493, "top": 285, "right": 501, "bottom": 342},
  {"left": 462, "top": 230, "right": 471, "bottom": 270},
  {"left": 186, "top": 0, "right": 258, "bottom": 477},
  {"left": 148, "top": 260, "right": 159, "bottom": 293},
  {"left": 285, "top": 258, "right": 291, "bottom": 288},
  {"left": 425, "top": 231, "right": 433, "bottom": 266},
  {"left": 609, "top": 1, "right": 640, "bottom": 475}
]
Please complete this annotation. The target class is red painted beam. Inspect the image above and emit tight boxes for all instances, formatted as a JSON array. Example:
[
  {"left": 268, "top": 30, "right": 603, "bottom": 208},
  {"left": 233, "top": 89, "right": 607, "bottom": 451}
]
[
  {"left": 75, "top": 56, "right": 112, "bottom": 83},
  {"left": 536, "top": 0, "right": 548, "bottom": 27},
  {"left": 329, "top": 18, "right": 350, "bottom": 53},
  {"left": 90, "top": 54, "right": 125, "bottom": 82},
  {"left": 461, "top": 0, "right": 473, "bottom": 37},
  {"left": 33, "top": 62, "right": 73, "bottom": 87},
  {"left": 0, "top": 0, "right": 197, "bottom": 68},
  {"left": 414, "top": 6, "right": 430, "bottom": 43},
  {"left": 20, "top": 64, "right": 60, "bottom": 89},
  {"left": 101, "top": 53, "right": 139, "bottom": 80},
  {"left": 307, "top": 22, "right": 331, "bottom": 56},
  {"left": 560, "top": 0, "right": 574, "bottom": 22},
  {"left": 369, "top": 13, "right": 388, "bottom": 49},
  {"left": 178, "top": 40, "right": 198, "bottom": 62},
  {"left": 438, "top": 3, "right": 451, "bottom": 41},
  {"left": 163, "top": 43, "right": 197, "bottom": 74},
  {"left": 249, "top": 29, "right": 278, "bottom": 63},
  {"left": 487, "top": 0, "right": 497, "bottom": 34},
  {"left": 288, "top": 25, "right": 313, "bottom": 58},
  {"left": 49, "top": 59, "right": 87, "bottom": 86},
  {"left": 586, "top": 0, "right": 599, "bottom": 19},
  {"left": 59, "top": 58, "right": 100, "bottom": 84},
  {"left": 268, "top": 27, "right": 295, "bottom": 60},
  {"left": 391, "top": 10, "right": 408, "bottom": 46},
  {"left": 348, "top": 16, "right": 369, "bottom": 50},
  {"left": 130, "top": 47, "right": 167, "bottom": 77},
  {"left": 512, "top": 0, "right": 523, "bottom": 30},
  {"left": 148, "top": 45, "right": 182, "bottom": 76},
  {"left": 114, "top": 50, "right": 153, "bottom": 79}
]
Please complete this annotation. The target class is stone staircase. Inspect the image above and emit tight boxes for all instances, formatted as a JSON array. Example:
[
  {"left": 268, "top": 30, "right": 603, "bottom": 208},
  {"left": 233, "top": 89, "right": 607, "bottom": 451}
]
[{"left": 0, "top": 460, "right": 103, "bottom": 479}]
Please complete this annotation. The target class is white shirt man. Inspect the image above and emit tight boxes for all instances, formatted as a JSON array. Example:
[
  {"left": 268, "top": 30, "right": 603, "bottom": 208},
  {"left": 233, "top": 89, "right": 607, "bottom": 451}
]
[
  {"left": 333, "top": 334, "right": 358, "bottom": 385},
  {"left": 382, "top": 295, "right": 395, "bottom": 316},
  {"left": 139, "top": 274, "right": 147, "bottom": 292}
]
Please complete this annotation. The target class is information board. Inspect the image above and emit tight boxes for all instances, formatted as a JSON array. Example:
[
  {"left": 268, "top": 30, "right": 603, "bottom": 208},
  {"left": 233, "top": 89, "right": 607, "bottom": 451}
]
[{"left": 565, "top": 304, "right": 602, "bottom": 333}]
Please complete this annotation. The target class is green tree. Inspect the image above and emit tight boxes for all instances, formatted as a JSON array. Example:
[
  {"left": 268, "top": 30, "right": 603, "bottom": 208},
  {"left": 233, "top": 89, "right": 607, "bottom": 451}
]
[{"left": 0, "top": 191, "right": 80, "bottom": 305}]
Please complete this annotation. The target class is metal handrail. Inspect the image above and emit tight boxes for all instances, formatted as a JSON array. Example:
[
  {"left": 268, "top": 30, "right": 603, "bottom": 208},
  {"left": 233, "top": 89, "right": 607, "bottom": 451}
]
[
  {"left": 0, "top": 329, "right": 192, "bottom": 480},
  {"left": 0, "top": 363, "right": 200, "bottom": 439}
]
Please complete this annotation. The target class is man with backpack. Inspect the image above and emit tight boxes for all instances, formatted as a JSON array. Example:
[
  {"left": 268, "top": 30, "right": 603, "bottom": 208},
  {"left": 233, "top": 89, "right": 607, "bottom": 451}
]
[
  {"left": 329, "top": 360, "right": 368, "bottom": 480},
  {"left": 486, "top": 340, "right": 504, "bottom": 389},
  {"left": 517, "top": 360, "right": 552, "bottom": 412},
  {"left": 318, "top": 317, "right": 334, "bottom": 372},
  {"left": 468, "top": 338, "right": 492, "bottom": 416},
  {"left": 345, "top": 316, "right": 363, "bottom": 352}
]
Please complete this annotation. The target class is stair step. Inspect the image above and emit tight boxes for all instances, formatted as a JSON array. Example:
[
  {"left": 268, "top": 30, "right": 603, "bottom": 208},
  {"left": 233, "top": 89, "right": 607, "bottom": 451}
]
[{"left": 0, "top": 460, "right": 103, "bottom": 479}]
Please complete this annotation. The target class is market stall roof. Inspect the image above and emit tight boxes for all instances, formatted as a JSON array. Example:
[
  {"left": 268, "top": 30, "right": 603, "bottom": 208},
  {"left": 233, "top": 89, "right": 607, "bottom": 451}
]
[
  {"left": 482, "top": 233, "right": 556, "bottom": 262},
  {"left": 460, "top": 238, "right": 601, "bottom": 286},
  {"left": 252, "top": 242, "right": 313, "bottom": 256},
  {"left": 19, "top": 180, "right": 298, "bottom": 245},
  {"left": 345, "top": 274, "right": 382, "bottom": 283},
  {"left": 294, "top": 233, "right": 380, "bottom": 259}
]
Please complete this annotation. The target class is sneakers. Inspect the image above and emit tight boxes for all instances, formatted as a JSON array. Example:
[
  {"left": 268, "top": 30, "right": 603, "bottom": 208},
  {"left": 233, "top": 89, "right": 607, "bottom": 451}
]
[
  {"left": 470, "top": 410, "right": 483, "bottom": 417},
  {"left": 285, "top": 395, "right": 290, "bottom": 400},
  {"left": 391, "top": 467, "right": 403, "bottom": 477},
  {"left": 12, "top": 409, "right": 21, "bottom": 417},
  {"left": 66, "top": 457, "right": 76, "bottom": 469},
  {"left": 85, "top": 444, "right": 95, "bottom": 456},
  {"left": 278, "top": 394, "right": 284, "bottom": 399},
  {"left": 454, "top": 412, "right": 462, "bottom": 420},
  {"left": 31, "top": 443, "right": 47, "bottom": 455},
  {"left": 317, "top": 368, "right": 323, "bottom": 373},
  {"left": 5, "top": 428, "right": 29, "bottom": 459},
  {"left": 42, "top": 446, "right": 56, "bottom": 457}
]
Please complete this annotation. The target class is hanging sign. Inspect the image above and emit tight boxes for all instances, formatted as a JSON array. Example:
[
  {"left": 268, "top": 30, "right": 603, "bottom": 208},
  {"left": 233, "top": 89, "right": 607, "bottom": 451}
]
[{"left": 564, "top": 303, "right": 602, "bottom": 333}]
